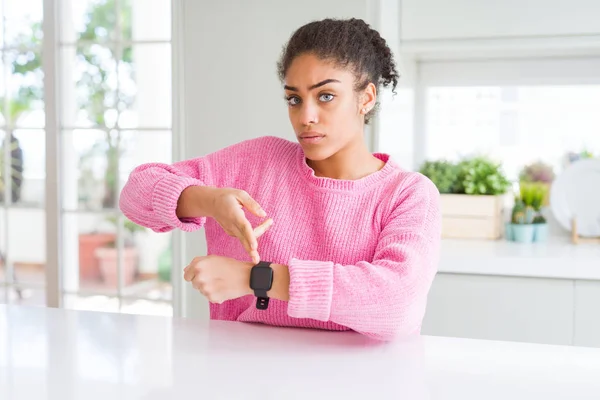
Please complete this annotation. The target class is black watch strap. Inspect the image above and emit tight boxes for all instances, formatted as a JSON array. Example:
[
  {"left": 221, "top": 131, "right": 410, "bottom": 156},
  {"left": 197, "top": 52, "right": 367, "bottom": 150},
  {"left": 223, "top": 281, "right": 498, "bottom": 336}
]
[
  {"left": 255, "top": 293, "right": 269, "bottom": 310},
  {"left": 250, "top": 262, "right": 273, "bottom": 310}
]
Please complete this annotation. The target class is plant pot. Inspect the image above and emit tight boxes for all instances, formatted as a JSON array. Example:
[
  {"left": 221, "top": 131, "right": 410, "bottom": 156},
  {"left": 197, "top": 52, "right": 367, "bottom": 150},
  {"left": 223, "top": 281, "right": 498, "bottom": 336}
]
[
  {"left": 79, "top": 233, "right": 117, "bottom": 281},
  {"left": 533, "top": 223, "right": 549, "bottom": 243},
  {"left": 511, "top": 224, "right": 535, "bottom": 243},
  {"left": 95, "top": 247, "right": 138, "bottom": 287},
  {"left": 440, "top": 194, "right": 505, "bottom": 240},
  {"left": 505, "top": 222, "right": 514, "bottom": 241}
]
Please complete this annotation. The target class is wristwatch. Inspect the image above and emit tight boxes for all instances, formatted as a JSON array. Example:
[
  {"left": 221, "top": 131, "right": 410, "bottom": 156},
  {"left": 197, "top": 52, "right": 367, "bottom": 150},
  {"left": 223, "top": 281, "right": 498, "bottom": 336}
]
[{"left": 249, "top": 261, "right": 273, "bottom": 310}]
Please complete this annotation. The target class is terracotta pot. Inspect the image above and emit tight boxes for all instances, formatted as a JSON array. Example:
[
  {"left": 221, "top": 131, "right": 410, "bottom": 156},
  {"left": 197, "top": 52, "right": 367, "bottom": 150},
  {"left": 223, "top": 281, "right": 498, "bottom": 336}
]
[
  {"left": 95, "top": 247, "right": 138, "bottom": 287},
  {"left": 79, "top": 233, "right": 117, "bottom": 281}
]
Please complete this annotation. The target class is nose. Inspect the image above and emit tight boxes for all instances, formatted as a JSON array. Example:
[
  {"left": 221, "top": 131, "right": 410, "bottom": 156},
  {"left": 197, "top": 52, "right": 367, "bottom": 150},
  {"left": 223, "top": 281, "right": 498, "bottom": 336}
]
[{"left": 299, "top": 101, "right": 319, "bottom": 127}]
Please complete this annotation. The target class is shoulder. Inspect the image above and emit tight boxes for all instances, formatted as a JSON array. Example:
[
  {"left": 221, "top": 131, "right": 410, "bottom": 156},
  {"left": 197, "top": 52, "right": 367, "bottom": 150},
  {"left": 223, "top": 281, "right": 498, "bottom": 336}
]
[
  {"left": 380, "top": 155, "right": 440, "bottom": 204},
  {"left": 382, "top": 166, "right": 441, "bottom": 232}
]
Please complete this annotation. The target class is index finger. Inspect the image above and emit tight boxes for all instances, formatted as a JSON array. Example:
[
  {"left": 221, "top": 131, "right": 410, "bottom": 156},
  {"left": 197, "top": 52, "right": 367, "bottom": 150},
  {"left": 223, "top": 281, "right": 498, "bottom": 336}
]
[
  {"left": 239, "top": 220, "right": 258, "bottom": 252},
  {"left": 236, "top": 221, "right": 260, "bottom": 264}
]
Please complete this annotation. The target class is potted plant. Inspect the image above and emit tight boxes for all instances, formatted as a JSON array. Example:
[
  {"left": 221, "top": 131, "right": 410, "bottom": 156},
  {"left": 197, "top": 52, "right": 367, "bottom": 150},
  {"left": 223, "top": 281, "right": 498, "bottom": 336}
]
[
  {"left": 519, "top": 161, "right": 555, "bottom": 185},
  {"left": 95, "top": 217, "right": 145, "bottom": 287},
  {"left": 518, "top": 161, "right": 555, "bottom": 206},
  {"left": 418, "top": 160, "right": 459, "bottom": 194},
  {"left": 420, "top": 156, "right": 512, "bottom": 240},
  {"left": 506, "top": 182, "right": 549, "bottom": 243},
  {"left": 528, "top": 182, "right": 549, "bottom": 242},
  {"left": 509, "top": 197, "right": 536, "bottom": 243}
]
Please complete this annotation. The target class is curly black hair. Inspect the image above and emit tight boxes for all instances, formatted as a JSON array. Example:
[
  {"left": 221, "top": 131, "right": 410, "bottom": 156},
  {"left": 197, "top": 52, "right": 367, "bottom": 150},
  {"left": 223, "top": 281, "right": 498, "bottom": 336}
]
[{"left": 277, "top": 17, "right": 399, "bottom": 124}]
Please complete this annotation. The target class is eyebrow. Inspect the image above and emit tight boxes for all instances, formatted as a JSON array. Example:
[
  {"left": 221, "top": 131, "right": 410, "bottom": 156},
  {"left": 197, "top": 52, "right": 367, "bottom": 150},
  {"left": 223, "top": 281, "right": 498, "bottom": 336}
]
[{"left": 284, "top": 79, "right": 341, "bottom": 92}]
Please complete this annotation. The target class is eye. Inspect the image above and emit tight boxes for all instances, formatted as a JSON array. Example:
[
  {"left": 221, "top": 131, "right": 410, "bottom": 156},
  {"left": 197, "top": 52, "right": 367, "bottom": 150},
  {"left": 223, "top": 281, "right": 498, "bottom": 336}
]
[
  {"left": 319, "top": 93, "right": 335, "bottom": 102},
  {"left": 286, "top": 95, "right": 301, "bottom": 106}
]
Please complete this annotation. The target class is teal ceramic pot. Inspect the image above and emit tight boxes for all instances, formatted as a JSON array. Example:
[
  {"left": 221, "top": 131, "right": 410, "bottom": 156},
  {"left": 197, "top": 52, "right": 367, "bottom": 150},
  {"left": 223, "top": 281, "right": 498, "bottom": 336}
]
[
  {"left": 505, "top": 222, "right": 514, "bottom": 241},
  {"left": 534, "top": 223, "right": 549, "bottom": 243},
  {"left": 512, "top": 224, "right": 535, "bottom": 243}
]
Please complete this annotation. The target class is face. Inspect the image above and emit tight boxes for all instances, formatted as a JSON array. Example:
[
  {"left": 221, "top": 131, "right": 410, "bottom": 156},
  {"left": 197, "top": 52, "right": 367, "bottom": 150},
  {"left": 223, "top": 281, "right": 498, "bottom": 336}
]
[{"left": 283, "top": 53, "right": 376, "bottom": 160}]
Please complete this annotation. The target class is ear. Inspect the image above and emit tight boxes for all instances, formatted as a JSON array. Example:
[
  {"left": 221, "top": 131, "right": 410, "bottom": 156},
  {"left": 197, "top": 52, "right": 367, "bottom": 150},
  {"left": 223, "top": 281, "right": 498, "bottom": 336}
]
[{"left": 359, "top": 82, "right": 377, "bottom": 115}]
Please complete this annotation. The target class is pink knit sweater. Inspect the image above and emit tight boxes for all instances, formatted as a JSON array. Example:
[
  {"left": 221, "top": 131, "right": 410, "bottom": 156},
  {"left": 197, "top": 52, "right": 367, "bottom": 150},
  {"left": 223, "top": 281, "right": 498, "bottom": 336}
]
[{"left": 119, "top": 136, "right": 441, "bottom": 341}]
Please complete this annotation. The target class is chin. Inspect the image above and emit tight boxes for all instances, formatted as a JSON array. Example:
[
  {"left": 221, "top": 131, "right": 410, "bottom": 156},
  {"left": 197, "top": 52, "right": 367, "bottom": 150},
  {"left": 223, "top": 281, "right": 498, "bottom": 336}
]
[{"left": 299, "top": 144, "right": 333, "bottom": 161}]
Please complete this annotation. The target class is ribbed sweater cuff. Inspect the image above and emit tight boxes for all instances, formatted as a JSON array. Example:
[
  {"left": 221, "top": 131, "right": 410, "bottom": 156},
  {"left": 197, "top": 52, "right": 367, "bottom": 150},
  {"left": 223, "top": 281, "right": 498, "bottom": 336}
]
[
  {"left": 153, "top": 175, "right": 206, "bottom": 232},
  {"left": 287, "top": 258, "right": 334, "bottom": 321}
]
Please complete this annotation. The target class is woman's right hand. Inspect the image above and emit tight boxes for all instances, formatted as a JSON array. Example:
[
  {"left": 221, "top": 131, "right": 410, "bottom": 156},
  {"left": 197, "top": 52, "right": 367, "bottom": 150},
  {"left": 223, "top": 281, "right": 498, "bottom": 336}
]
[{"left": 178, "top": 186, "right": 273, "bottom": 264}]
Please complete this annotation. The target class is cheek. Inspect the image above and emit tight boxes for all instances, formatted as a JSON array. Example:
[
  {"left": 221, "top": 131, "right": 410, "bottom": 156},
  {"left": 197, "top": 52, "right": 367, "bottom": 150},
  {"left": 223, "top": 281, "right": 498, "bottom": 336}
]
[{"left": 330, "top": 98, "right": 358, "bottom": 126}]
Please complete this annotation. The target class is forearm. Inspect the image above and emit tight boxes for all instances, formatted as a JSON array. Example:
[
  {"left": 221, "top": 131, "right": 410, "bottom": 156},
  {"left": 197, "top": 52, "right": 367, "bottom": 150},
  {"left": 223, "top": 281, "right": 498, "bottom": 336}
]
[
  {"left": 176, "top": 185, "right": 218, "bottom": 219},
  {"left": 267, "top": 263, "right": 290, "bottom": 301},
  {"left": 119, "top": 163, "right": 208, "bottom": 232}
]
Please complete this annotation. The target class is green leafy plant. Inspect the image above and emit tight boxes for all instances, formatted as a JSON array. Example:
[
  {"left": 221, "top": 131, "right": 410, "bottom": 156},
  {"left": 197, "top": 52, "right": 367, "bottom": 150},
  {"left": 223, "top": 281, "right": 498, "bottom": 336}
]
[
  {"left": 520, "top": 182, "right": 548, "bottom": 224},
  {"left": 419, "top": 156, "right": 511, "bottom": 196},
  {"left": 456, "top": 156, "right": 511, "bottom": 195},
  {"left": 418, "top": 160, "right": 459, "bottom": 194}
]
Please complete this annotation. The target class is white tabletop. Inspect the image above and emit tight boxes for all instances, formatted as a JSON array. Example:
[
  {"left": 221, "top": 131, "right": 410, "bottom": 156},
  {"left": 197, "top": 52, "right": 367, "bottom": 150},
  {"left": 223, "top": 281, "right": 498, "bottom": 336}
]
[{"left": 1, "top": 305, "right": 600, "bottom": 400}]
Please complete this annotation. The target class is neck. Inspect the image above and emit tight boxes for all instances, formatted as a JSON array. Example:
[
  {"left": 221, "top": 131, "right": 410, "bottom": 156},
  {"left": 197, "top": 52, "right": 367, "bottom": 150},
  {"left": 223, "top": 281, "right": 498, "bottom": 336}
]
[{"left": 307, "top": 139, "right": 385, "bottom": 180}]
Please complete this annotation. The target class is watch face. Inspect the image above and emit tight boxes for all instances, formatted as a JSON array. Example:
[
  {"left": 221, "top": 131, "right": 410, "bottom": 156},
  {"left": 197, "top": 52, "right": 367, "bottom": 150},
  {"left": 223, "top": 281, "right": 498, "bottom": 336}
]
[{"left": 250, "top": 265, "right": 273, "bottom": 291}]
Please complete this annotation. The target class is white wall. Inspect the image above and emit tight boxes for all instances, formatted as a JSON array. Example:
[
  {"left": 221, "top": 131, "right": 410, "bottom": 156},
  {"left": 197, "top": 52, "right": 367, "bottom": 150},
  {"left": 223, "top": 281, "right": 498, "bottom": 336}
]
[
  {"left": 178, "top": 0, "right": 399, "bottom": 318},
  {"left": 400, "top": 0, "right": 600, "bottom": 40}
]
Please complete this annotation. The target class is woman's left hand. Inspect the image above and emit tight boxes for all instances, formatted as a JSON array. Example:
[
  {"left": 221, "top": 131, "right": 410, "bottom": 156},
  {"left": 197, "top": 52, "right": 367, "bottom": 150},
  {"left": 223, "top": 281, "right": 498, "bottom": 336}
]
[{"left": 183, "top": 255, "right": 253, "bottom": 304}]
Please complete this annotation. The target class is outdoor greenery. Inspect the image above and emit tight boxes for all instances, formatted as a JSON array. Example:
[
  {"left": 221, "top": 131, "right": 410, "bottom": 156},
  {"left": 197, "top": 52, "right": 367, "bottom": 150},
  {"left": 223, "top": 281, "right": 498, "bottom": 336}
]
[
  {"left": 0, "top": 0, "right": 136, "bottom": 209},
  {"left": 76, "top": 0, "right": 134, "bottom": 209}
]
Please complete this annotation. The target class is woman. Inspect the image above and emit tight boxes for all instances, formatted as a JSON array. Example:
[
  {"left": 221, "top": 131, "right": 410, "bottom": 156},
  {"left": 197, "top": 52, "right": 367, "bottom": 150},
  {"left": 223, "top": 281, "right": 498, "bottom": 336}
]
[{"left": 119, "top": 17, "right": 441, "bottom": 341}]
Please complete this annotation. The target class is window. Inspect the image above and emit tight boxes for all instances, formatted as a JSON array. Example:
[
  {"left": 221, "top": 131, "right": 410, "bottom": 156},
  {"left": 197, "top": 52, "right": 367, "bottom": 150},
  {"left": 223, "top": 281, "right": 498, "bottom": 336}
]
[
  {"left": 1, "top": 0, "right": 175, "bottom": 316},
  {"left": 59, "top": 0, "right": 173, "bottom": 316},
  {"left": 425, "top": 85, "right": 600, "bottom": 181},
  {"left": 396, "top": 57, "right": 600, "bottom": 179},
  {"left": 0, "top": 0, "right": 46, "bottom": 305}
]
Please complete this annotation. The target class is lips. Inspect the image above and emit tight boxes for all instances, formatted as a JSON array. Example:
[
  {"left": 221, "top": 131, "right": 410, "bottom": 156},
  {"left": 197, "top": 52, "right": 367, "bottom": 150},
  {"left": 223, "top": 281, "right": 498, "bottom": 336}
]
[{"left": 299, "top": 131, "right": 325, "bottom": 139}]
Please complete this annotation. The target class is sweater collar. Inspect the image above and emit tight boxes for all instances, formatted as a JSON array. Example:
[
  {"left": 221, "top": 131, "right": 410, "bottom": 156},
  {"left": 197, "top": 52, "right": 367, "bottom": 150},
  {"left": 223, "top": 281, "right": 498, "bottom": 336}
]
[{"left": 296, "top": 145, "right": 398, "bottom": 192}]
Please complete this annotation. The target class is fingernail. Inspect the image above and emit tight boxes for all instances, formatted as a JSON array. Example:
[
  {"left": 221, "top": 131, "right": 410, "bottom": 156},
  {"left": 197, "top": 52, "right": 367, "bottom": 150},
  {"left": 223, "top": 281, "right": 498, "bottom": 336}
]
[{"left": 259, "top": 209, "right": 266, "bottom": 217}]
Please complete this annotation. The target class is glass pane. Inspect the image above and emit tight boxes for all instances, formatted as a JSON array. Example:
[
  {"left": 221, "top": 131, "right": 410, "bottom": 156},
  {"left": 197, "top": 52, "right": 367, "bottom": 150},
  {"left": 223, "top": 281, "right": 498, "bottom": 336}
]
[
  {"left": 0, "top": 208, "right": 6, "bottom": 283},
  {"left": 5, "top": 50, "right": 44, "bottom": 128},
  {"left": 0, "top": 131, "right": 18, "bottom": 204},
  {"left": 60, "top": 0, "right": 118, "bottom": 44},
  {"left": 10, "top": 208, "right": 45, "bottom": 284},
  {"left": 62, "top": 211, "right": 119, "bottom": 294},
  {"left": 1, "top": 131, "right": 25, "bottom": 205},
  {"left": 122, "top": 228, "right": 173, "bottom": 297},
  {"left": 0, "top": 4, "right": 6, "bottom": 47},
  {"left": 425, "top": 86, "right": 600, "bottom": 181},
  {"left": 121, "top": 299, "right": 172, "bottom": 316},
  {"left": 127, "top": 0, "right": 171, "bottom": 41},
  {"left": 4, "top": 0, "right": 43, "bottom": 49},
  {"left": 62, "top": 129, "right": 117, "bottom": 211},
  {"left": 60, "top": 44, "right": 118, "bottom": 129},
  {"left": 119, "top": 130, "right": 171, "bottom": 183},
  {"left": 7, "top": 286, "right": 46, "bottom": 306},
  {"left": 118, "top": 44, "right": 171, "bottom": 129},
  {"left": 118, "top": 130, "right": 171, "bottom": 295},
  {"left": 63, "top": 293, "right": 119, "bottom": 313},
  {"left": 11, "top": 129, "right": 44, "bottom": 206}
]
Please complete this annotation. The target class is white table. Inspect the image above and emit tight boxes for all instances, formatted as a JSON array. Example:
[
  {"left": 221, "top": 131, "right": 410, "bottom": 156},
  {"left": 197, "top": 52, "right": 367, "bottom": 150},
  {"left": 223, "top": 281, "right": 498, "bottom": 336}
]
[{"left": 1, "top": 305, "right": 600, "bottom": 399}]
